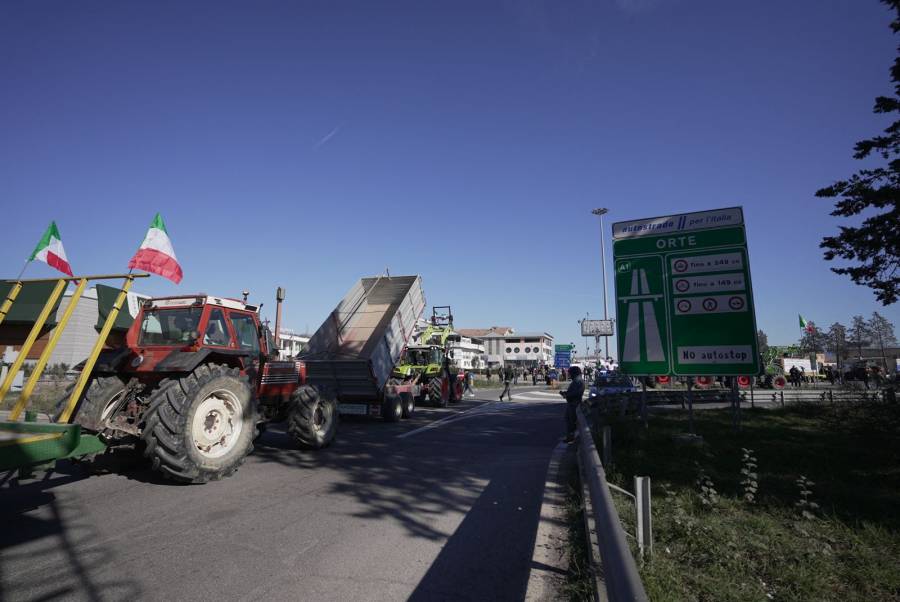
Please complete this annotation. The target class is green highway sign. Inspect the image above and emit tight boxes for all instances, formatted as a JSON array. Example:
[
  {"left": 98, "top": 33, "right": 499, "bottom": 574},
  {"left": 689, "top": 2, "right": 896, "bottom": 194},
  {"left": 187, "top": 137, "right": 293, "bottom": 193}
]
[
  {"left": 612, "top": 206, "right": 759, "bottom": 376},
  {"left": 555, "top": 344, "right": 575, "bottom": 352}
]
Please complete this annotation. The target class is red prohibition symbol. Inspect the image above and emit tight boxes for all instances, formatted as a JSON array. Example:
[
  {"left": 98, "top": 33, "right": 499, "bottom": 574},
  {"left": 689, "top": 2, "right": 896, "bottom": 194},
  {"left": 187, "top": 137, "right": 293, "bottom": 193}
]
[
  {"left": 728, "top": 296, "right": 745, "bottom": 310},
  {"left": 702, "top": 298, "right": 718, "bottom": 311},
  {"left": 675, "top": 279, "right": 690, "bottom": 293},
  {"left": 673, "top": 259, "right": 689, "bottom": 273},
  {"left": 677, "top": 299, "right": 692, "bottom": 313}
]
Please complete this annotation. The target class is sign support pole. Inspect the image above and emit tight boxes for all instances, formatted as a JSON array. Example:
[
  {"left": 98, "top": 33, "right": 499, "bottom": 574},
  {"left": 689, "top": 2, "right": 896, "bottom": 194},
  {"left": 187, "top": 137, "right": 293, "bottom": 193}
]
[
  {"left": 687, "top": 378, "right": 695, "bottom": 435},
  {"left": 640, "top": 378, "right": 648, "bottom": 428},
  {"left": 732, "top": 379, "right": 742, "bottom": 431}
]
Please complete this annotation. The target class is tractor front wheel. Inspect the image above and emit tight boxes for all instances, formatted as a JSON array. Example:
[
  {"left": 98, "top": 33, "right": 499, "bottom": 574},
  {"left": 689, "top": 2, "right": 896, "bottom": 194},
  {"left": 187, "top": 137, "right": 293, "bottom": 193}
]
[
  {"left": 142, "top": 364, "right": 257, "bottom": 484},
  {"left": 287, "top": 386, "right": 338, "bottom": 449},
  {"left": 57, "top": 376, "right": 128, "bottom": 442},
  {"left": 428, "top": 377, "right": 449, "bottom": 408}
]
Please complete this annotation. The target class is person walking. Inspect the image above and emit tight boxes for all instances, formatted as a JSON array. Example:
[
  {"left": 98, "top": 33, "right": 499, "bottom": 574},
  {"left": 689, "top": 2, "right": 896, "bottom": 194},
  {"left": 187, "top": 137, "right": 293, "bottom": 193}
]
[
  {"left": 486, "top": 367, "right": 491, "bottom": 382},
  {"left": 463, "top": 370, "right": 474, "bottom": 398},
  {"left": 513, "top": 368, "right": 519, "bottom": 385},
  {"left": 500, "top": 365, "right": 513, "bottom": 401},
  {"left": 532, "top": 368, "right": 537, "bottom": 386},
  {"left": 789, "top": 365, "right": 800, "bottom": 388},
  {"left": 560, "top": 366, "right": 585, "bottom": 443}
]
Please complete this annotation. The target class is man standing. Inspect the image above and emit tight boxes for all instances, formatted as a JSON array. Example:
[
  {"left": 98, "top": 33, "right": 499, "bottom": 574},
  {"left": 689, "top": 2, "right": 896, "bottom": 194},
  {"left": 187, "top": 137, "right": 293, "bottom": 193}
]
[
  {"left": 500, "top": 364, "right": 513, "bottom": 401},
  {"left": 443, "top": 354, "right": 457, "bottom": 403},
  {"left": 560, "top": 366, "right": 585, "bottom": 443}
]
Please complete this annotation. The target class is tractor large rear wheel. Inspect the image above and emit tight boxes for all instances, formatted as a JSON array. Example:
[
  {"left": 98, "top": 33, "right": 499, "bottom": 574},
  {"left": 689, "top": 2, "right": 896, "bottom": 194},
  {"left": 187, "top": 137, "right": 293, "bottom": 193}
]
[
  {"left": 287, "top": 386, "right": 338, "bottom": 449},
  {"left": 142, "top": 364, "right": 257, "bottom": 484}
]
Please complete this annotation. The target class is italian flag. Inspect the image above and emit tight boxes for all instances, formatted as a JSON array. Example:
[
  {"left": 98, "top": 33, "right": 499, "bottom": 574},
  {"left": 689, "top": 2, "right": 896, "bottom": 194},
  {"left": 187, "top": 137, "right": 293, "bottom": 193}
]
[
  {"left": 799, "top": 314, "right": 814, "bottom": 333},
  {"left": 29, "top": 221, "right": 73, "bottom": 276},
  {"left": 128, "top": 213, "right": 183, "bottom": 284}
]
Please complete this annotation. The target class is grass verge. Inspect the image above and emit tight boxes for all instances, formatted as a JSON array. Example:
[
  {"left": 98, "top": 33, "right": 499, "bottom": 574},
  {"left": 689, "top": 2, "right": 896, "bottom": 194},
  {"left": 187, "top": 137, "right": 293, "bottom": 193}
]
[
  {"left": 600, "top": 401, "right": 900, "bottom": 601},
  {"left": 0, "top": 380, "right": 68, "bottom": 415},
  {"left": 563, "top": 462, "right": 595, "bottom": 601}
]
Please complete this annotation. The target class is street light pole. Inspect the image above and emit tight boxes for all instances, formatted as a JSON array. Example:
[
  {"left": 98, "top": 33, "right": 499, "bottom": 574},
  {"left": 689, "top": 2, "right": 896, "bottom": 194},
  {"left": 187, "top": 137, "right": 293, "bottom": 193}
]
[{"left": 592, "top": 208, "right": 610, "bottom": 360}]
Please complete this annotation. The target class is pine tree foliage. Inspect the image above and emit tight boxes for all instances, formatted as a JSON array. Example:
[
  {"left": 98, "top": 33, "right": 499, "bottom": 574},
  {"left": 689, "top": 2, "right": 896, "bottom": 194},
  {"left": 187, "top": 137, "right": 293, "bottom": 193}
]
[{"left": 816, "top": 0, "right": 900, "bottom": 305}]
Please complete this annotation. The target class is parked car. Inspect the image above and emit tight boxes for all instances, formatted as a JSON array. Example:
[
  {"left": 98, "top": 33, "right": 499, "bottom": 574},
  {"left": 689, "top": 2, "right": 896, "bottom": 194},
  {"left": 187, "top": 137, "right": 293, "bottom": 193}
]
[{"left": 588, "top": 372, "right": 637, "bottom": 400}]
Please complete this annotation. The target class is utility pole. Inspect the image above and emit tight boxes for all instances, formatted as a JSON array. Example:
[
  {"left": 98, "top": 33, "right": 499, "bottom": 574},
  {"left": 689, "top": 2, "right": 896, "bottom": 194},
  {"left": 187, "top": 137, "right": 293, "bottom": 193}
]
[{"left": 592, "top": 208, "right": 610, "bottom": 360}]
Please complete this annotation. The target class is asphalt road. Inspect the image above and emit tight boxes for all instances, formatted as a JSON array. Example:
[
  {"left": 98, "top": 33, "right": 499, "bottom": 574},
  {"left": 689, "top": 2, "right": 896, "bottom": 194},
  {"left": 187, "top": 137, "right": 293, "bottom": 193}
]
[{"left": 0, "top": 385, "right": 568, "bottom": 601}]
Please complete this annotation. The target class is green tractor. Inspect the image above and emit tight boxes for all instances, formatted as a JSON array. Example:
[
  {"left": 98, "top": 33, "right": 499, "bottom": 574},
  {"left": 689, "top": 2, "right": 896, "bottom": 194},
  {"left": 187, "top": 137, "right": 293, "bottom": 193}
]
[
  {"left": 392, "top": 306, "right": 463, "bottom": 407},
  {"left": 757, "top": 345, "right": 798, "bottom": 389}
]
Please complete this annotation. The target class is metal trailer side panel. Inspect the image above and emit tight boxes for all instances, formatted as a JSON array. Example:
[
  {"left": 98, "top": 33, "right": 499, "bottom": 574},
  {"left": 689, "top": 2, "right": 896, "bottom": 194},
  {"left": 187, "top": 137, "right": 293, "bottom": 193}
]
[{"left": 302, "top": 275, "right": 425, "bottom": 402}]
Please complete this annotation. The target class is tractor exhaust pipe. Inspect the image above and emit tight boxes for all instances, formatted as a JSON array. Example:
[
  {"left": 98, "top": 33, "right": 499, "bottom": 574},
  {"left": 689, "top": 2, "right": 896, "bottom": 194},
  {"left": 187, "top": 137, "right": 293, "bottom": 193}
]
[{"left": 274, "top": 287, "right": 285, "bottom": 347}]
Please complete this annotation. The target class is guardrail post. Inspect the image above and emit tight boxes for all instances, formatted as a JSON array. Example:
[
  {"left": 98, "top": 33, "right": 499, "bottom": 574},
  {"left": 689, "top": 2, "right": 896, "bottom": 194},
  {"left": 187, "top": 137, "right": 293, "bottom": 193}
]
[
  {"left": 601, "top": 425, "right": 612, "bottom": 467},
  {"left": 780, "top": 390, "right": 784, "bottom": 407},
  {"left": 634, "top": 476, "right": 652, "bottom": 559},
  {"left": 576, "top": 407, "right": 649, "bottom": 602}
]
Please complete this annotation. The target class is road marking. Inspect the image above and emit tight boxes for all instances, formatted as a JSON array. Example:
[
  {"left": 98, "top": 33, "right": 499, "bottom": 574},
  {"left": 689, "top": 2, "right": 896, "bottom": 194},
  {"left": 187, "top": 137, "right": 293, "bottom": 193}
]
[{"left": 396, "top": 402, "right": 499, "bottom": 439}]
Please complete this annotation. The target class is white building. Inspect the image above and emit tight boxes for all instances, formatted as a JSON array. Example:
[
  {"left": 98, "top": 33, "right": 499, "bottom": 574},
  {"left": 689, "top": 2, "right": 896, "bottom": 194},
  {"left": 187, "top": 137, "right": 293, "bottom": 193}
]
[
  {"left": 34, "top": 285, "right": 148, "bottom": 367},
  {"left": 448, "top": 336, "right": 485, "bottom": 370},
  {"left": 459, "top": 327, "right": 554, "bottom": 368},
  {"left": 277, "top": 330, "right": 310, "bottom": 359}
]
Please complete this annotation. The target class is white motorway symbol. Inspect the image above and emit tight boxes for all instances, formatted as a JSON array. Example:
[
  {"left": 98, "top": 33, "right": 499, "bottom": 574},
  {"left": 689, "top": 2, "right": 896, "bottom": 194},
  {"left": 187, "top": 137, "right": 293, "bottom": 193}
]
[{"left": 620, "top": 268, "right": 665, "bottom": 363}]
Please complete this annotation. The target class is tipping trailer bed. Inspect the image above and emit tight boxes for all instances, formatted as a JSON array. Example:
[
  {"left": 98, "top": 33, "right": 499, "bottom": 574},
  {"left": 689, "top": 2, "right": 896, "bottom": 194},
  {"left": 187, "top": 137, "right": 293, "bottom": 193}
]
[{"left": 300, "top": 275, "right": 425, "bottom": 414}]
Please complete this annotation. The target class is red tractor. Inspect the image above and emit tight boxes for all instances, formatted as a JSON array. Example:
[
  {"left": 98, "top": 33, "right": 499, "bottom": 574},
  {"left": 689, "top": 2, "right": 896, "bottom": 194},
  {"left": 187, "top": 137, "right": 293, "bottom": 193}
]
[{"left": 64, "top": 294, "right": 335, "bottom": 483}]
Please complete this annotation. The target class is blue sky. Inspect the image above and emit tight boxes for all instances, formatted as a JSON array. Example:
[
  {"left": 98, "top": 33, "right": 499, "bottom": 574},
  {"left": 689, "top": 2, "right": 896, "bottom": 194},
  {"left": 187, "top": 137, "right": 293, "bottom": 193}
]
[{"left": 1, "top": 0, "right": 898, "bottom": 353}]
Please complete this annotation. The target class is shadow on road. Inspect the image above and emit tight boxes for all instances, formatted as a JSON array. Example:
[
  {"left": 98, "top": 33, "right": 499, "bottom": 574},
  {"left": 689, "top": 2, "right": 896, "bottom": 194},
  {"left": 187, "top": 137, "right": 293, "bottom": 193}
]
[
  {"left": 0, "top": 481, "right": 143, "bottom": 601},
  {"left": 254, "top": 398, "right": 564, "bottom": 599}
]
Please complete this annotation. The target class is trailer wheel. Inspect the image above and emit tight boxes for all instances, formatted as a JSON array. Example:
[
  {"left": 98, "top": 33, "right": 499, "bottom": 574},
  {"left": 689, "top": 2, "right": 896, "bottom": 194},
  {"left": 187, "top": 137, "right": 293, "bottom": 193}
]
[
  {"left": 381, "top": 394, "right": 403, "bottom": 422},
  {"left": 142, "top": 364, "right": 258, "bottom": 484},
  {"left": 287, "top": 385, "right": 338, "bottom": 449},
  {"left": 400, "top": 392, "right": 415, "bottom": 419}
]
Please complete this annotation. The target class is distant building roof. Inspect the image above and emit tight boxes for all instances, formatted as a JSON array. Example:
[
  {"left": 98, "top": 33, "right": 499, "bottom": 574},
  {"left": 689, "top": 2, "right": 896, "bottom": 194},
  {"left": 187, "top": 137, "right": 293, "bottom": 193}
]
[
  {"left": 458, "top": 326, "right": 514, "bottom": 337},
  {"left": 507, "top": 332, "right": 554, "bottom": 339}
]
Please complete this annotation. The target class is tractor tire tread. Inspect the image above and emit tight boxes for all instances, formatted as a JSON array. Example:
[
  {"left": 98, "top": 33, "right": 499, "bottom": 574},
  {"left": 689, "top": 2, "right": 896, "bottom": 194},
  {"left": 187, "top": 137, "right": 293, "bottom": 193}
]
[
  {"left": 141, "top": 364, "right": 257, "bottom": 484},
  {"left": 287, "top": 386, "right": 337, "bottom": 450}
]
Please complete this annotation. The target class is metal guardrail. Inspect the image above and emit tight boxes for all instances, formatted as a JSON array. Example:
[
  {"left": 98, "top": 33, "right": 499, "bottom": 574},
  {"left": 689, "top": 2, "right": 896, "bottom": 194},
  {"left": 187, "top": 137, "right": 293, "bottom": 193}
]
[{"left": 576, "top": 406, "right": 648, "bottom": 602}]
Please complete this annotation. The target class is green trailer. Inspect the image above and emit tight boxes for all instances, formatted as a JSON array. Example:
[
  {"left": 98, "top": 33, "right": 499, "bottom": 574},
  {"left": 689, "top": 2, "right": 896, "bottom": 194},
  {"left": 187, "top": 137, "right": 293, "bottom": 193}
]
[{"left": 0, "top": 273, "right": 148, "bottom": 475}]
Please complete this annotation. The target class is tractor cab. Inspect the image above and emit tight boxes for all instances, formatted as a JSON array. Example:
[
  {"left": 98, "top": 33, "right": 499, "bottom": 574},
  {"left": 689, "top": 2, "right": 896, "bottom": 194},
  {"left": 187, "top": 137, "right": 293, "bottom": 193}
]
[
  {"left": 122, "top": 295, "right": 268, "bottom": 376},
  {"left": 394, "top": 345, "right": 444, "bottom": 379}
]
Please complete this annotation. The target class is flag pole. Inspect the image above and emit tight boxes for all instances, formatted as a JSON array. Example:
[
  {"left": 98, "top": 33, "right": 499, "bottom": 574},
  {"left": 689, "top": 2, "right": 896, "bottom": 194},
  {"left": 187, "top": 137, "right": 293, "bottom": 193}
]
[{"left": 15, "top": 259, "right": 31, "bottom": 281}]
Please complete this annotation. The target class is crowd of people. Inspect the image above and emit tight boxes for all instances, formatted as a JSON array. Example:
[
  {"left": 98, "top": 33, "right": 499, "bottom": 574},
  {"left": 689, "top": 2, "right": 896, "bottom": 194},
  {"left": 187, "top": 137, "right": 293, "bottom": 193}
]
[{"left": 787, "top": 363, "right": 895, "bottom": 389}]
